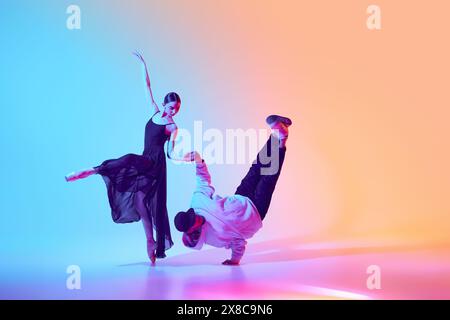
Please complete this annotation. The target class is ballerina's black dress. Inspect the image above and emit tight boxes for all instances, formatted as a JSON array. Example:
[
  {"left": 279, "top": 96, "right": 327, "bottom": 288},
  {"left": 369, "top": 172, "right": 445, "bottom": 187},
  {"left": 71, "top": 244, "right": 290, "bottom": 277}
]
[{"left": 94, "top": 111, "right": 174, "bottom": 258}]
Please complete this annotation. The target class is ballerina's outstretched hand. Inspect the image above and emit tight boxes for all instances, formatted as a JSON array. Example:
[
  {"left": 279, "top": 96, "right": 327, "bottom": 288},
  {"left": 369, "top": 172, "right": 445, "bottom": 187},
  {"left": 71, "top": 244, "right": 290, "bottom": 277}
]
[{"left": 133, "top": 50, "right": 159, "bottom": 114}]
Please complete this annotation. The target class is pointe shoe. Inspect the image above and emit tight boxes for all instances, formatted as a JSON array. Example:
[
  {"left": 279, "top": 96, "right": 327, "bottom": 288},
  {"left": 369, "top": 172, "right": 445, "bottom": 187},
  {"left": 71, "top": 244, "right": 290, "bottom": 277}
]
[{"left": 147, "top": 241, "right": 157, "bottom": 265}]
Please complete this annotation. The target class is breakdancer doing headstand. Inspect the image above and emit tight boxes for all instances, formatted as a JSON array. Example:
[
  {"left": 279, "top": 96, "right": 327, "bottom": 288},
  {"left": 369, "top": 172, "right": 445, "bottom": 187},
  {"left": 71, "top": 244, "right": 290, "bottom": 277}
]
[{"left": 174, "top": 115, "right": 292, "bottom": 265}]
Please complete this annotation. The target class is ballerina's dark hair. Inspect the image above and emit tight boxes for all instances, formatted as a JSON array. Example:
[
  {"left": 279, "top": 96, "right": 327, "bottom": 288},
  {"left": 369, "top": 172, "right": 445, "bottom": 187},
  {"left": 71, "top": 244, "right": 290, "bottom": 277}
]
[{"left": 164, "top": 92, "right": 181, "bottom": 105}]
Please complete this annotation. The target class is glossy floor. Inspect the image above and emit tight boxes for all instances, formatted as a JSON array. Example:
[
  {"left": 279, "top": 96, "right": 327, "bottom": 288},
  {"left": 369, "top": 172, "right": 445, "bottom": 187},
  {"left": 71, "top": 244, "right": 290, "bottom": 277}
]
[{"left": 1, "top": 238, "right": 449, "bottom": 299}]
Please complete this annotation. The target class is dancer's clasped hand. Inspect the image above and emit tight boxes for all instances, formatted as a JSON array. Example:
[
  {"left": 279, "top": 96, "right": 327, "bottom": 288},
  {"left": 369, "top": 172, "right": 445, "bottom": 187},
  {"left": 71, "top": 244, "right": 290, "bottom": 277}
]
[{"left": 183, "top": 151, "right": 203, "bottom": 163}]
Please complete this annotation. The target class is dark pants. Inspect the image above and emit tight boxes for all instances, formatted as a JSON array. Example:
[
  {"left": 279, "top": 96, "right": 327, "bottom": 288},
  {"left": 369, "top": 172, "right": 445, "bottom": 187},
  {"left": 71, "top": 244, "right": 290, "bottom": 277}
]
[{"left": 235, "top": 136, "right": 287, "bottom": 220}]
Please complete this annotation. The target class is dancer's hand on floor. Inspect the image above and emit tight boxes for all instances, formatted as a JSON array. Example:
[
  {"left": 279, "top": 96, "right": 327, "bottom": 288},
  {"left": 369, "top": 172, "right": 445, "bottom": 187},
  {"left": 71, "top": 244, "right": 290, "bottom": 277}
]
[{"left": 222, "top": 259, "right": 240, "bottom": 266}]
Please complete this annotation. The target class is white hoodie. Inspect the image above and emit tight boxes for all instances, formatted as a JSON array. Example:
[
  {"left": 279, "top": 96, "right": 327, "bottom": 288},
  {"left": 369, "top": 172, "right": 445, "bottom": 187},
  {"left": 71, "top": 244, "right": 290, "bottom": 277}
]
[{"left": 182, "top": 162, "right": 263, "bottom": 261}]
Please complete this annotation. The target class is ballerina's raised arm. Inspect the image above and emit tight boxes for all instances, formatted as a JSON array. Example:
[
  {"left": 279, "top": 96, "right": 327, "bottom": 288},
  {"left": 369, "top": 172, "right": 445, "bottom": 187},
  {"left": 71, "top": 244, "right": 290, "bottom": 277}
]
[{"left": 133, "top": 51, "right": 160, "bottom": 115}]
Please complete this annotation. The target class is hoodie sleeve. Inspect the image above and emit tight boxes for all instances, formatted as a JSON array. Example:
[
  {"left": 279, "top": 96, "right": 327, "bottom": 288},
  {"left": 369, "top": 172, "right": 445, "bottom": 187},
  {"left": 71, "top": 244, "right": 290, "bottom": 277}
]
[
  {"left": 194, "top": 161, "right": 215, "bottom": 198},
  {"left": 230, "top": 238, "right": 247, "bottom": 262}
]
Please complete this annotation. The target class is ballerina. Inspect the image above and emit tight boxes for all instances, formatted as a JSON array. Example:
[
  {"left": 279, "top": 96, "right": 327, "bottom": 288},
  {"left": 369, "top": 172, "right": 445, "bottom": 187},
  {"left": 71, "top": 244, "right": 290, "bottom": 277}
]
[{"left": 65, "top": 51, "right": 193, "bottom": 264}]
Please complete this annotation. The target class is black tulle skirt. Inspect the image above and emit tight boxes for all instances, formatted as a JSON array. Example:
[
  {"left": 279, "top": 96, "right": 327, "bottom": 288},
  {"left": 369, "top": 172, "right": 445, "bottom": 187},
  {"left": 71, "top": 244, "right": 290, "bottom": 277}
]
[{"left": 95, "top": 152, "right": 173, "bottom": 256}]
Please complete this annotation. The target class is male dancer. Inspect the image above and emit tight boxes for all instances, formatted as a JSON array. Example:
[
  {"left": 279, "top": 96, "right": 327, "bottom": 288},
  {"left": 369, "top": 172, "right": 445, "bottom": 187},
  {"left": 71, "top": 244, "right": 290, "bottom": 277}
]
[{"left": 174, "top": 115, "right": 291, "bottom": 265}]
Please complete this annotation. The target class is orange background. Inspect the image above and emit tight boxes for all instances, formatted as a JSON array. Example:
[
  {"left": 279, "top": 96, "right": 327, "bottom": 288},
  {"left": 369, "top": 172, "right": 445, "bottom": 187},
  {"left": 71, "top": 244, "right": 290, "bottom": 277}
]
[
  {"left": 2, "top": 1, "right": 449, "bottom": 261},
  {"left": 87, "top": 0, "right": 450, "bottom": 244}
]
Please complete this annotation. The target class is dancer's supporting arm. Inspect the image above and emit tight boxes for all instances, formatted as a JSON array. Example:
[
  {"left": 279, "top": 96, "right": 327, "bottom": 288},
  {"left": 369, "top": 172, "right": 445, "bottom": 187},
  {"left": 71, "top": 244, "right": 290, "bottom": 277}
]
[
  {"left": 133, "top": 51, "right": 159, "bottom": 115},
  {"left": 223, "top": 239, "right": 247, "bottom": 265}
]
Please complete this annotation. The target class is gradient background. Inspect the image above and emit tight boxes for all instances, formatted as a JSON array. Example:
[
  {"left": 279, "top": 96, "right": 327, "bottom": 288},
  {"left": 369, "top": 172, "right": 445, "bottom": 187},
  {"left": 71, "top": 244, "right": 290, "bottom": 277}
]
[{"left": 1, "top": 0, "right": 449, "bottom": 299}]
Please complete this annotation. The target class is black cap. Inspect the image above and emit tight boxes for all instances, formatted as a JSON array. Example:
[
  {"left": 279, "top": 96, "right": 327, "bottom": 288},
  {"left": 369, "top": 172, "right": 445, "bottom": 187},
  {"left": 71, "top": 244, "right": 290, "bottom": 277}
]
[{"left": 174, "top": 208, "right": 196, "bottom": 232}]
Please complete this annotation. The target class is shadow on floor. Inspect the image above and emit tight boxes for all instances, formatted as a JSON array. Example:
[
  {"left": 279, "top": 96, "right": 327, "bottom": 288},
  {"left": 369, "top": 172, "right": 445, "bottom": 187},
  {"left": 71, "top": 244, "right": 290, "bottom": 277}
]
[{"left": 118, "top": 236, "right": 450, "bottom": 268}]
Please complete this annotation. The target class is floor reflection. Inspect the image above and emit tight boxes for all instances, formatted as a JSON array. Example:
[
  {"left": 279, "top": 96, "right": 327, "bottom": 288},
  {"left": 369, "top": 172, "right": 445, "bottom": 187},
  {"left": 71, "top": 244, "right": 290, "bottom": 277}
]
[{"left": 2, "top": 237, "right": 450, "bottom": 299}]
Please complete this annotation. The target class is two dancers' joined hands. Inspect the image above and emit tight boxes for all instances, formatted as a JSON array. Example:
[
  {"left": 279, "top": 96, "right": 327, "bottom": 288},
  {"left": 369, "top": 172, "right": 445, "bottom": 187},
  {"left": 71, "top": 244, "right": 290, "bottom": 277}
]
[{"left": 183, "top": 151, "right": 202, "bottom": 163}]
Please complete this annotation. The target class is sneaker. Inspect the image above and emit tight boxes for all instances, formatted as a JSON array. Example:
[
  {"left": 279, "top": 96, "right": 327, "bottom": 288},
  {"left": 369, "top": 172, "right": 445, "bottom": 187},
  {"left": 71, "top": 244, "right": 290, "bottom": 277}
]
[{"left": 266, "top": 115, "right": 292, "bottom": 127}]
